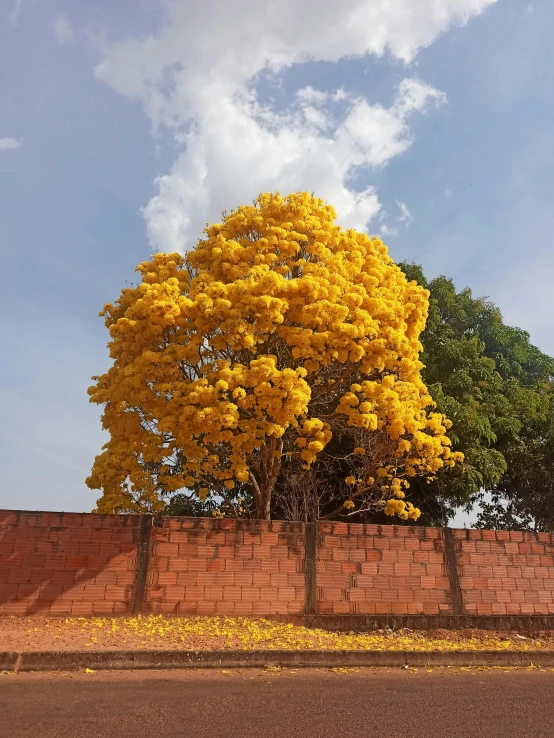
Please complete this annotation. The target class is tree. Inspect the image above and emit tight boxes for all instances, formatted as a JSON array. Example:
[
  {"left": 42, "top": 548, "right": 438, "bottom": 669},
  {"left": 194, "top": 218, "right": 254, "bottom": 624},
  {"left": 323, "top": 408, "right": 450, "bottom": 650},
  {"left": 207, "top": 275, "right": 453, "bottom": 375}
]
[
  {"left": 388, "top": 264, "right": 554, "bottom": 527},
  {"left": 87, "top": 192, "right": 460, "bottom": 519},
  {"left": 474, "top": 392, "right": 554, "bottom": 531}
]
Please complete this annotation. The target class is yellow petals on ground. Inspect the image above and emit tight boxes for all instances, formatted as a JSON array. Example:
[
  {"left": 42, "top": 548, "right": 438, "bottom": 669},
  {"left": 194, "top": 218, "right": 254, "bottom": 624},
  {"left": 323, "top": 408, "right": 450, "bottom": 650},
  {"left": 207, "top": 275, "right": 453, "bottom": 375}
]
[{"left": 3, "top": 616, "right": 553, "bottom": 654}]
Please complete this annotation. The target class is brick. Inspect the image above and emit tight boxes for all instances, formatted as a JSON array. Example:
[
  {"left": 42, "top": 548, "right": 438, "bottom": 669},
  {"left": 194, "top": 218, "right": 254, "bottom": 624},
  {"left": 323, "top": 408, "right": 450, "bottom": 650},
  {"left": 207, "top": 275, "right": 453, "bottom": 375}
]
[
  {"left": 233, "top": 602, "right": 254, "bottom": 615},
  {"left": 241, "top": 588, "right": 261, "bottom": 601},
  {"left": 243, "top": 559, "right": 263, "bottom": 572},
  {"left": 286, "top": 573, "right": 305, "bottom": 587},
  {"left": 204, "top": 586, "right": 224, "bottom": 600},
  {"left": 186, "top": 531, "right": 208, "bottom": 544},
  {"left": 373, "top": 538, "right": 390, "bottom": 550},
  {"left": 332, "top": 601, "right": 351, "bottom": 614},
  {"left": 184, "top": 558, "right": 208, "bottom": 572},
  {"left": 116, "top": 571, "right": 137, "bottom": 585},
  {"left": 197, "top": 545, "right": 217, "bottom": 558},
  {"left": 8, "top": 568, "right": 32, "bottom": 584},
  {"left": 278, "top": 559, "right": 297, "bottom": 573},
  {"left": 277, "top": 587, "right": 296, "bottom": 601},
  {"left": 82, "top": 584, "right": 107, "bottom": 598},
  {"left": 105, "top": 585, "right": 129, "bottom": 600},
  {"left": 225, "top": 559, "right": 245, "bottom": 572},
  {"left": 48, "top": 602, "right": 73, "bottom": 615},
  {"left": 269, "top": 573, "right": 290, "bottom": 587},
  {"left": 0, "top": 512, "right": 19, "bottom": 525},
  {"left": 0, "top": 601, "right": 30, "bottom": 615},
  {"left": 393, "top": 563, "right": 411, "bottom": 576},
  {"left": 205, "top": 530, "right": 227, "bottom": 544},
  {"left": 214, "top": 572, "right": 237, "bottom": 586},
  {"left": 196, "top": 572, "right": 217, "bottom": 586},
  {"left": 360, "top": 562, "right": 378, "bottom": 576},
  {"left": 374, "top": 602, "right": 393, "bottom": 614},
  {"left": 157, "top": 572, "right": 178, "bottom": 585},
  {"left": 168, "top": 557, "right": 194, "bottom": 571},
  {"left": 259, "top": 533, "right": 279, "bottom": 546},
  {"left": 196, "top": 601, "right": 218, "bottom": 615},
  {"left": 175, "top": 544, "right": 199, "bottom": 557},
  {"left": 224, "top": 533, "right": 244, "bottom": 545},
  {"left": 65, "top": 556, "right": 88, "bottom": 570},
  {"left": 13, "top": 540, "right": 36, "bottom": 554},
  {"left": 70, "top": 602, "right": 94, "bottom": 616},
  {"left": 252, "top": 601, "right": 273, "bottom": 615},
  {"left": 234, "top": 573, "right": 253, "bottom": 586},
  {"left": 175, "top": 571, "right": 197, "bottom": 586},
  {"left": 155, "top": 543, "right": 179, "bottom": 556},
  {"left": 261, "top": 560, "right": 279, "bottom": 573},
  {"left": 207, "top": 558, "right": 225, "bottom": 572},
  {"left": 222, "top": 586, "right": 242, "bottom": 600}
]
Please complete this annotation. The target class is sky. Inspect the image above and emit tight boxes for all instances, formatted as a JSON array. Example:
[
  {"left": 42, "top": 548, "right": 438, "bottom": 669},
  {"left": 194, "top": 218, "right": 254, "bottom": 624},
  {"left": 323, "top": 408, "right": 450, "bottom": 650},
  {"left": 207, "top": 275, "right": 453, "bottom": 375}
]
[{"left": 1, "top": 0, "right": 552, "bottom": 521}]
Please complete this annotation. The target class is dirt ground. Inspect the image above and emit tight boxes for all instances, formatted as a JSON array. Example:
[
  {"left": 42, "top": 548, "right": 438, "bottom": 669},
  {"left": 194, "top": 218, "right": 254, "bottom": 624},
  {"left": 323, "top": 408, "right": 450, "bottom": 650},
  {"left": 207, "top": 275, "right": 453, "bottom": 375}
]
[{"left": 1, "top": 615, "right": 554, "bottom": 652}]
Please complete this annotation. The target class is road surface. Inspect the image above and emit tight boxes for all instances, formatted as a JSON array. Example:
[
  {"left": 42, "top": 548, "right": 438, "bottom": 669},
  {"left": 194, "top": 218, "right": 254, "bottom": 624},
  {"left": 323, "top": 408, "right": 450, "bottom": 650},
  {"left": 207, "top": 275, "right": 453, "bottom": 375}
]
[{"left": 1, "top": 668, "right": 553, "bottom": 737}]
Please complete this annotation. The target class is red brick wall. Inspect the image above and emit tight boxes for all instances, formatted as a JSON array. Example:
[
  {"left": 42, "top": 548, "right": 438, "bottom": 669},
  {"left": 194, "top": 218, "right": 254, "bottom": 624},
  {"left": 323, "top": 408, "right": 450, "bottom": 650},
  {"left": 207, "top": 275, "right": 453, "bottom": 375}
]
[
  {"left": 146, "top": 517, "right": 305, "bottom": 616},
  {"left": 2, "top": 508, "right": 554, "bottom": 618},
  {"left": 0, "top": 510, "right": 141, "bottom": 616},
  {"left": 455, "top": 529, "right": 554, "bottom": 615},
  {"left": 316, "top": 522, "right": 452, "bottom": 615}
]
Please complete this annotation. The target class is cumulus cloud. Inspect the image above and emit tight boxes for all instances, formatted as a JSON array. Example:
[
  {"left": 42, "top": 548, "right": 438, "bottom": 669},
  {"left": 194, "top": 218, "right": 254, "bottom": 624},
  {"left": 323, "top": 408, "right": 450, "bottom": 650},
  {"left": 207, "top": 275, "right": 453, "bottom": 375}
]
[
  {"left": 52, "top": 13, "right": 73, "bottom": 44},
  {"left": 0, "top": 137, "right": 23, "bottom": 150},
  {"left": 95, "top": 0, "right": 496, "bottom": 252}
]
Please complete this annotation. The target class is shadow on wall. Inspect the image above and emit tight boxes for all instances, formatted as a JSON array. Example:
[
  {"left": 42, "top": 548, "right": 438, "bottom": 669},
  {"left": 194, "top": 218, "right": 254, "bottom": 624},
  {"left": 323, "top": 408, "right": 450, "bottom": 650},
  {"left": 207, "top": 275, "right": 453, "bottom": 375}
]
[{"left": 0, "top": 510, "right": 141, "bottom": 617}]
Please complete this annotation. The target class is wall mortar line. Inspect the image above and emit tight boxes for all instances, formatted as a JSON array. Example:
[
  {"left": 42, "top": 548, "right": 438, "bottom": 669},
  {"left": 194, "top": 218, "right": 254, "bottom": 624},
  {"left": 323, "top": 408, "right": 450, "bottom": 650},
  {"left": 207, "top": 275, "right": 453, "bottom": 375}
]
[
  {"left": 304, "top": 522, "right": 317, "bottom": 615},
  {"left": 132, "top": 515, "right": 153, "bottom": 616},
  {"left": 443, "top": 527, "right": 464, "bottom": 615}
]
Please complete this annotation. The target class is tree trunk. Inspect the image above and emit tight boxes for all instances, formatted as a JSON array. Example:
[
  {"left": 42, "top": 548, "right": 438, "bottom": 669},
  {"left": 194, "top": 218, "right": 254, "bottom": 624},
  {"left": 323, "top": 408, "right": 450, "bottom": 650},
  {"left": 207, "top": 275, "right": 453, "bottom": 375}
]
[{"left": 249, "top": 438, "right": 283, "bottom": 520}]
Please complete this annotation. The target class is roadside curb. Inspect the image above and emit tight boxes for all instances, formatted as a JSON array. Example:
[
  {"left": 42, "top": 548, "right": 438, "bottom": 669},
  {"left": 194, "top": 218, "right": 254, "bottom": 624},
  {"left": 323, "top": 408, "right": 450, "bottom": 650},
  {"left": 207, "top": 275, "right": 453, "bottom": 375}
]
[{"left": 2, "top": 650, "right": 554, "bottom": 672}]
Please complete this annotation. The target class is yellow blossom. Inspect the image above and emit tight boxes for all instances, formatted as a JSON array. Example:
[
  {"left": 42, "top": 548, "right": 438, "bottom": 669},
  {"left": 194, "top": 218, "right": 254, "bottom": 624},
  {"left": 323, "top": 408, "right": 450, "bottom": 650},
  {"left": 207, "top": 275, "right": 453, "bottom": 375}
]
[{"left": 87, "top": 191, "right": 460, "bottom": 519}]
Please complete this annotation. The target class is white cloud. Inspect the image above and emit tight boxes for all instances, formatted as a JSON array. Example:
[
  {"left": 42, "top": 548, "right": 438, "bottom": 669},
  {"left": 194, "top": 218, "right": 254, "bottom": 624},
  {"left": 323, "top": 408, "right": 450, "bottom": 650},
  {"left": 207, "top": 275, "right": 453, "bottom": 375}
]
[
  {"left": 380, "top": 224, "right": 399, "bottom": 237},
  {"left": 95, "top": 0, "right": 496, "bottom": 253},
  {"left": 52, "top": 13, "right": 73, "bottom": 44},
  {"left": 0, "top": 137, "right": 23, "bottom": 151},
  {"left": 445, "top": 188, "right": 453, "bottom": 197},
  {"left": 8, "top": 0, "right": 28, "bottom": 25},
  {"left": 396, "top": 199, "right": 413, "bottom": 224}
]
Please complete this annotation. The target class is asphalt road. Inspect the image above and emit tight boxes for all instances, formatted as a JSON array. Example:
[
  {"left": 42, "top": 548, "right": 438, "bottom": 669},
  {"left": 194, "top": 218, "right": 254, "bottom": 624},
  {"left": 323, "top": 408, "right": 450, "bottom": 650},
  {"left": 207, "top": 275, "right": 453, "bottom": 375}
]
[{"left": 1, "top": 668, "right": 553, "bottom": 738}]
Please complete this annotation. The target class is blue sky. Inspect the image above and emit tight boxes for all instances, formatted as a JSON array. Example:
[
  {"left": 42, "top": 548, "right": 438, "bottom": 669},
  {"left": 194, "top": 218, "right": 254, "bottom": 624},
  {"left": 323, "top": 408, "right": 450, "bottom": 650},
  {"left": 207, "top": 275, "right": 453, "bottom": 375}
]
[{"left": 1, "top": 0, "right": 551, "bottom": 519}]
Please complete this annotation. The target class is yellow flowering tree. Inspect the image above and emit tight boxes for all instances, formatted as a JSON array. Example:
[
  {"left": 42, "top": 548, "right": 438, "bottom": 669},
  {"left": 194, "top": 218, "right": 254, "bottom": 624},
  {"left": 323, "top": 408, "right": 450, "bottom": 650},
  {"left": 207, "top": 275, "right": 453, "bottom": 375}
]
[{"left": 87, "top": 192, "right": 461, "bottom": 520}]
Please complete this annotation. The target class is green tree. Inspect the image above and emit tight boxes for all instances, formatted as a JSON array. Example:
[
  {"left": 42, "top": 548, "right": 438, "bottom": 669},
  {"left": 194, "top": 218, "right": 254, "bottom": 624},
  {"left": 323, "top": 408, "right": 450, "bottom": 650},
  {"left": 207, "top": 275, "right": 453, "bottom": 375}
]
[
  {"left": 475, "top": 392, "right": 554, "bottom": 531},
  {"left": 395, "top": 264, "right": 554, "bottom": 526}
]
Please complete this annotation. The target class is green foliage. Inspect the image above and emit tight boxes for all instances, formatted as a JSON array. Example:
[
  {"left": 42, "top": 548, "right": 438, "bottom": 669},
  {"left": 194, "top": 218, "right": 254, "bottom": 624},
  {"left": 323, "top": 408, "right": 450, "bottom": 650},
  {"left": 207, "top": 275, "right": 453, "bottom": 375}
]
[
  {"left": 476, "top": 394, "right": 554, "bottom": 531},
  {"left": 384, "top": 264, "right": 554, "bottom": 527}
]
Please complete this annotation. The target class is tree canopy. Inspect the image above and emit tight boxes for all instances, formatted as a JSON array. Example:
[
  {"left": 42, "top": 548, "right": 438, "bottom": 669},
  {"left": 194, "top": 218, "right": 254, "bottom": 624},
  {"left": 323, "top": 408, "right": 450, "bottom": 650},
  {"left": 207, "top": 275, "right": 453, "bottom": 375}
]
[
  {"left": 87, "top": 192, "right": 460, "bottom": 520},
  {"left": 283, "top": 263, "right": 554, "bottom": 528},
  {"left": 389, "top": 264, "right": 554, "bottom": 528}
]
